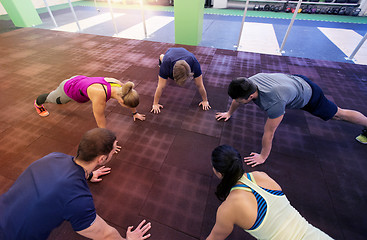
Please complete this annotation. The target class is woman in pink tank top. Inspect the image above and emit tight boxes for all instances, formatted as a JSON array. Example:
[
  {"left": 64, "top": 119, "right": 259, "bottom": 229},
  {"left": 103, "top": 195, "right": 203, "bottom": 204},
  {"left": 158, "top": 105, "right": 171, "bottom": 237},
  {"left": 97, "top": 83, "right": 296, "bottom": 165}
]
[{"left": 34, "top": 75, "right": 145, "bottom": 128}]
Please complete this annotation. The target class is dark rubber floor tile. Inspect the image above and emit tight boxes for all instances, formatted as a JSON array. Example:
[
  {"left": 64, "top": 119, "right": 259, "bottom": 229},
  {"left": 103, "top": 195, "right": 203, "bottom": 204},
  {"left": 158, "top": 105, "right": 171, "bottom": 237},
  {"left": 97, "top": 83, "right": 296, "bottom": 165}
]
[
  {"left": 181, "top": 108, "right": 224, "bottom": 138},
  {"left": 116, "top": 125, "right": 175, "bottom": 171},
  {"left": 141, "top": 164, "right": 211, "bottom": 238},
  {"left": 165, "top": 129, "right": 219, "bottom": 176},
  {"left": 89, "top": 161, "right": 157, "bottom": 227}
]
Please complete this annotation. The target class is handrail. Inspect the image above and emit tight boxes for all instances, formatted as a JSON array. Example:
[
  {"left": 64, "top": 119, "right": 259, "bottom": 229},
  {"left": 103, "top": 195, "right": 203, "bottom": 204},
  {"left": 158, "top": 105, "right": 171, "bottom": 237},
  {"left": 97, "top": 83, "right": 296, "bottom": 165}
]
[{"left": 229, "top": 0, "right": 360, "bottom": 6}]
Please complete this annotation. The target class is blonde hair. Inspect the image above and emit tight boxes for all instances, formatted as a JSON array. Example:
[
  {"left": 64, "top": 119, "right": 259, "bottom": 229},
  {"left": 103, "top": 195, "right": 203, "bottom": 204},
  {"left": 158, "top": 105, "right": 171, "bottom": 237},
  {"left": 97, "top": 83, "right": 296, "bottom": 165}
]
[
  {"left": 173, "top": 60, "right": 193, "bottom": 86},
  {"left": 121, "top": 82, "right": 139, "bottom": 108}
]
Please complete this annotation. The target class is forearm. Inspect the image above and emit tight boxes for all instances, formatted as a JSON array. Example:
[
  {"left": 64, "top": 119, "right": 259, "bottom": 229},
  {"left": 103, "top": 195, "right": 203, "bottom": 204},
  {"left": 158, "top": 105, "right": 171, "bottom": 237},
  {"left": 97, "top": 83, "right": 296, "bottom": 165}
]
[
  {"left": 94, "top": 114, "right": 107, "bottom": 128},
  {"left": 260, "top": 131, "right": 274, "bottom": 160},
  {"left": 153, "top": 87, "right": 163, "bottom": 105},
  {"left": 102, "top": 227, "right": 124, "bottom": 240},
  {"left": 228, "top": 100, "right": 240, "bottom": 115},
  {"left": 206, "top": 234, "right": 221, "bottom": 240},
  {"left": 78, "top": 215, "right": 124, "bottom": 240},
  {"left": 198, "top": 85, "right": 208, "bottom": 102}
]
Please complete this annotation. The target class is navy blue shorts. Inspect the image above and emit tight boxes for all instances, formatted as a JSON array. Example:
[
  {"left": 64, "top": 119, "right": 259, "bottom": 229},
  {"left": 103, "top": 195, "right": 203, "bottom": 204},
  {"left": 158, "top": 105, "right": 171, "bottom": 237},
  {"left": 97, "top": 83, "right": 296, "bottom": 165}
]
[{"left": 294, "top": 75, "right": 338, "bottom": 121}]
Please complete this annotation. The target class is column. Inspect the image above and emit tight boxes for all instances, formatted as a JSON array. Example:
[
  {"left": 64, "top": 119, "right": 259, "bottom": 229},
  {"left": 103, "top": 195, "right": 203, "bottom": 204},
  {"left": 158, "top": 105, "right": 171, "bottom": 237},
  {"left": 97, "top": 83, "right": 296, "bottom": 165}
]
[
  {"left": 174, "top": 0, "right": 204, "bottom": 45},
  {"left": 0, "top": 0, "right": 42, "bottom": 27}
]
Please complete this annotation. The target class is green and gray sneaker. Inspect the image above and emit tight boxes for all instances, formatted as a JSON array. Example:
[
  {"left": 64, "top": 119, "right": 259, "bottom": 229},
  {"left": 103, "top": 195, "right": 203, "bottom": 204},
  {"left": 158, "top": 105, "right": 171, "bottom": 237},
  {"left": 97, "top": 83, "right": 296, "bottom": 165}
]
[{"left": 356, "top": 129, "right": 367, "bottom": 144}]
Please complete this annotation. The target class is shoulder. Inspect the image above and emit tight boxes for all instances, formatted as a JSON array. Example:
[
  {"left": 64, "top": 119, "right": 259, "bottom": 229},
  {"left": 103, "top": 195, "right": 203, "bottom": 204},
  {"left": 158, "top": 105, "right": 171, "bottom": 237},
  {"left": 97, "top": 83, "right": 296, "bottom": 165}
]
[
  {"left": 222, "top": 189, "right": 257, "bottom": 227},
  {"left": 38, "top": 152, "right": 71, "bottom": 163},
  {"left": 192, "top": 55, "right": 200, "bottom": 64},
  {"left": 249, "top": 73, "right": 265, "bottom": 80},
  {"left": 217, "top": 198, "right": 237, "bottom": 219},
  {"left": 159, "top": 61, "right": 171, "bottom": 78},
  {"left": 251, "top": 171, "right": 282, "bottom": 191},
  {"left": 250, "top": 171, "right": 270, "bottom": 179},
  {"left": 87, "top": 85, "right": 106, "bottom": 100},
  {"left": 225, "top": 187, "right": 254, "bottom": 209}
]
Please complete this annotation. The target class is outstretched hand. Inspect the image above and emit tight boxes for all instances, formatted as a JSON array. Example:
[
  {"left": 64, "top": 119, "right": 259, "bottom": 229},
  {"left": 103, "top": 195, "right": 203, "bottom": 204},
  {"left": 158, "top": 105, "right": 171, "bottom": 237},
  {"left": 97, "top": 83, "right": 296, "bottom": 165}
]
[
  {"left": 199, "top": 101, "right": 211, "bottom": 111},
  {"left": 151, "top": 104, "right": 163, "bottom": 114},
  {"left": 244, "top": 152, "right": 266, "bottom": 167},
  {"left": 215, "top": 112, "right": 231, "bottom": 121},
  {"left": 133, "top": 113, "right": 146, "bottom": 121},
  {"left": 126, "top": 220, "right": 151, "bottom": 240},
  {"left": 90, "top": 166, "right": 111, "bottom": 182}
]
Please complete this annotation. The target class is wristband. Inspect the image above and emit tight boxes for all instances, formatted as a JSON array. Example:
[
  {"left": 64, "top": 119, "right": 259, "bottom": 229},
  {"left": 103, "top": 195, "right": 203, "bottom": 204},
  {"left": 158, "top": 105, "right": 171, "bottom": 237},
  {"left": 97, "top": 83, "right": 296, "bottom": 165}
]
[
  {"left": 88, "top": 172, "right": 93, "bottom": 181},
  {"left": 132, "top": 112, "right": 138, "bottom": 115}
]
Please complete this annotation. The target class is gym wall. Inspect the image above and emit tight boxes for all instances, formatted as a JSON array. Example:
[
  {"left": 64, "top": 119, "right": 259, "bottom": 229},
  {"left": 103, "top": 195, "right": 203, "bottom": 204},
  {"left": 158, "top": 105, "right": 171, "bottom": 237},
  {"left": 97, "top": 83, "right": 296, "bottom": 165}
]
[{"left": 0, "top": 0, "right": 80, "bottom": 15}]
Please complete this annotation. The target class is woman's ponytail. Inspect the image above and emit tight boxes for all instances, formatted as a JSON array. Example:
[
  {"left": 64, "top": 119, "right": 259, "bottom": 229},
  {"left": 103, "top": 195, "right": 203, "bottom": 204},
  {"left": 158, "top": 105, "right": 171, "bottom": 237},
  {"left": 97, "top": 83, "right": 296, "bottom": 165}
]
[
  {"left": 121, "top": 81, "right": 139, "bottom": 108},
  {"left": 211, "top": 145, "right": 245, "bottom": 201}
]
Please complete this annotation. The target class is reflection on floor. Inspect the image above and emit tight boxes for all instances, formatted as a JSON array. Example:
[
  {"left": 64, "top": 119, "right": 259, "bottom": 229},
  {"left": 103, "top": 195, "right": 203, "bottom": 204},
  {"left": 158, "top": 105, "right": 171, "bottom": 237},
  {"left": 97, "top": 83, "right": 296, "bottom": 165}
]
[
  {"left": 25, "top": 3, "right": 367, "bottom": 64},
  {"left": 0, "top": 28, "right": 367, "bottom": 240}
]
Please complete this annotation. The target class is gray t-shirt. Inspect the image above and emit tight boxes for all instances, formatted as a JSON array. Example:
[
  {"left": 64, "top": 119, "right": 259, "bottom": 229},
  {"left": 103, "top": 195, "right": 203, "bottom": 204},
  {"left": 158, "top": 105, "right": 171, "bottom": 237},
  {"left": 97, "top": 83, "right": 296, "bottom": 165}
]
[{"left": 250, "top": 73, "right": 312, "bottom": 119}]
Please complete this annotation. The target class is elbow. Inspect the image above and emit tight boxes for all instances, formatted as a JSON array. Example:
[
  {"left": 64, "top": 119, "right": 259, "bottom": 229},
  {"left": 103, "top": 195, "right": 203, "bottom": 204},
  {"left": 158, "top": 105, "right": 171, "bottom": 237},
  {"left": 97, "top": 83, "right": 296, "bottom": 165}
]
[{"left": 102, "top": 227, "right": 120, "bottom": 240}]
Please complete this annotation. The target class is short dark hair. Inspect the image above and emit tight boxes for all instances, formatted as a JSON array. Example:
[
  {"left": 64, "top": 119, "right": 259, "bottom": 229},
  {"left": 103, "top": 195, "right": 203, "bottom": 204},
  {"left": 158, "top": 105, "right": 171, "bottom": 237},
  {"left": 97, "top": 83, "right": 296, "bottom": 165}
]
[
  {"left": 211, "top": 145, "right": 245, "bottom": 201},
  {"left": 76, "top": 128, "right": 116, "bottom": 162},
  {"left": 228, "top": 77, "right": 257, "bottom": 100}
]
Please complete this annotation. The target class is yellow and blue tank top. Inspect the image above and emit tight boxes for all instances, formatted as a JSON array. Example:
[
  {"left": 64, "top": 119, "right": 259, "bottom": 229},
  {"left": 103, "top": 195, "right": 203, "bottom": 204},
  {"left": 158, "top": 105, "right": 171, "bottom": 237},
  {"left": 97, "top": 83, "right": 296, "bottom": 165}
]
[
  {"left": 230, "top": 173, "right": 333, "bottom": 240},
  {"left": 231, "top": 173, "right": 284, "bottom": 230},
  {"left": 109, "top": 82, "right": 121, "bottom": 88}
]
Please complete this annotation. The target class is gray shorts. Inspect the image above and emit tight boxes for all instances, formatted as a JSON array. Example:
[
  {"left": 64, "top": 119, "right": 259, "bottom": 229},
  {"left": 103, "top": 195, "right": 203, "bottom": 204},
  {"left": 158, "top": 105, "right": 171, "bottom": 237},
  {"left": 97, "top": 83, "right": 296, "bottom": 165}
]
[{"left": 45, "top": 77, "right": 76, "bottom": 104}]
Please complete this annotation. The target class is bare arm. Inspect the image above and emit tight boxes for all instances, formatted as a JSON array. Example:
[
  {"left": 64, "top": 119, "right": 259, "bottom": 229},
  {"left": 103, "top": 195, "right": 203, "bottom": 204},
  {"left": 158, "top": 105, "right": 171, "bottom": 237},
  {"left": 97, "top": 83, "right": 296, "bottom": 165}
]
[
  {"left": 77, "top": 215, "right": 124, "bottom": 240},
  {"left": 194, "top": 75, "right": 211, "bottom": 110},
  {"left": 206, "top": 205, "right": 234, "bottom": 240},
  {"left": 194, "top": 75, "right": 208, "bottom": 101},
  {"left": 215, "top": 100, "right": 241, "bottom": 121},
  {"left": 151, "top": 76, "right": 167, "bottom": 114},
  {"left": 77, "top": 215, "right": 151, "bottom": 240},
  {"left": 116, "top": 99, "right": 146, "bottom": 121},
  {"left": 88, "top": 88, "right": 107, "bottom": 128},
  {"left": 244, "top": 115, "right": 284, "bottom": 167},
  {"left": 228, "top": 100, "right": 241, "bottom": 115}
]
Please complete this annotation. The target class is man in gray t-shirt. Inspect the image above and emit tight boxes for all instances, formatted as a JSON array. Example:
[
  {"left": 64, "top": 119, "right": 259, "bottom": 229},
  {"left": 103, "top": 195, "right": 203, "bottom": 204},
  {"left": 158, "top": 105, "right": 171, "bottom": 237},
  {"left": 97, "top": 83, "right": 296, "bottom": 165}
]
[
  {"left": 216, "top": 73, "right": 367, "bottom": 166},
  {"left": 251, "top": 73, "right": 312, "bottom": 119}
]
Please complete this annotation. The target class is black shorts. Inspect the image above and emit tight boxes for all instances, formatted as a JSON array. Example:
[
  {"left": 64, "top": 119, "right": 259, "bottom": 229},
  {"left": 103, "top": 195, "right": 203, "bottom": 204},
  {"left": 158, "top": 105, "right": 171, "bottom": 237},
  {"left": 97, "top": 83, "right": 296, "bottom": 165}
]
[{"left": 294, "top": 75, "right": 338, "bottom": 121}]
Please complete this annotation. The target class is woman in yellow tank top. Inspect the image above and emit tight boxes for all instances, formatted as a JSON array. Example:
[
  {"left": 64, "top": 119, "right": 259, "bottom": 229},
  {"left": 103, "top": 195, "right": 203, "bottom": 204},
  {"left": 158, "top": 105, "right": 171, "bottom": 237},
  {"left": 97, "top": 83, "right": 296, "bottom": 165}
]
[{"left": 206, "top": 145, "right": 333, "bottom": 240}]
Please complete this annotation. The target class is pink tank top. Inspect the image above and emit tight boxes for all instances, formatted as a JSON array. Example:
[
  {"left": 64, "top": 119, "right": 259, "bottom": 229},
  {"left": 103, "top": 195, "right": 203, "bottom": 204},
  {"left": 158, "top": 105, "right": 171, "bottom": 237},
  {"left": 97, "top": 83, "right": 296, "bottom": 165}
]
[{"left": 63, "top": 76, "right": 112, "bottom": 103}]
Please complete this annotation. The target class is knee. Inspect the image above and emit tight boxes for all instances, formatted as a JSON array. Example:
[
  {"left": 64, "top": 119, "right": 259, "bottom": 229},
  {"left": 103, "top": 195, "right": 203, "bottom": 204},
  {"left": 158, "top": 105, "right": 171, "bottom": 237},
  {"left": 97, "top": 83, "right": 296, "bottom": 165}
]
[
  {"left": 333, "top": 107, "right": 354, "bottom": 121},
  {"left": 332, "top": 107, "right": 344, "bottom": 121},
  {"left": 333, "top": 115, "right": 342, "bottom": 121},
  {"left": 56, "top": 97, "right": 62, "bottom": 104}
]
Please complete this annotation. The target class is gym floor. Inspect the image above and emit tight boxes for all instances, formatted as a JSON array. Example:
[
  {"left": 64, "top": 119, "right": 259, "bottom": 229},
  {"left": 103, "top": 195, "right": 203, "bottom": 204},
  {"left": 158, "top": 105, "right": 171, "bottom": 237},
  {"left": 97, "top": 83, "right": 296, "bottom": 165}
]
[{"left": 0, "top": 2, "right": 366, "bottom": 240}]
